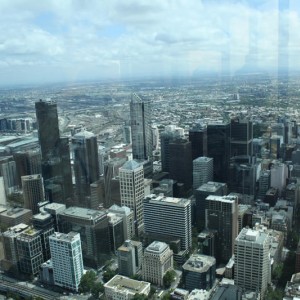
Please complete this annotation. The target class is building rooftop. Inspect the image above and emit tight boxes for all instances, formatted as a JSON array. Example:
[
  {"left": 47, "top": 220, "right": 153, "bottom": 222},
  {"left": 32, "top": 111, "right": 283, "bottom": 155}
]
[
  {"left": 44, "top": 202, "right": 66, "bottom": 212},
  {"left": 3, "top": 223, "right": 29, "bottom": 237},
  {"left": 236, "top": 228, "right": 269, "bottom": 245},
  {"left": 193, "top": 157, "right": 213, "bottom": 163},
  {"left": 197, "top": 181, "right": 226, "bottom": 193},
  {"left": 145, "top": 241, "right": 169, "bottom": 254},
  {"left": 0, "top": 207, "right": 32, "bottom": 218},
  {"left": 144, "top": 194, "right": 190, "bottom": 207},
  {"left": 73, "top": 130, "right": 95, "bottom": 139},
  {"left": 183, "top": 254, "right": 216, "bottom": 273},
  {"left": 104, "top": 275, "right": 150, "bottom": 294},
  {"left": 206, "top": 195, "right": 237, "bottom": 204},
  {"left": 50, "top": 231, "right": 80, "bottom": 243},
  {"left": 33, "top": 210, "right": 52, "bottom": 221},
  {"left": 59, "top": 206, "right": 106, "bottom": 221},
  {"left": 188, "top": 289, "right": 209, "bottom": 300},
  {"left": 120, "top": 160, "right": 140, "bottom": 170}
]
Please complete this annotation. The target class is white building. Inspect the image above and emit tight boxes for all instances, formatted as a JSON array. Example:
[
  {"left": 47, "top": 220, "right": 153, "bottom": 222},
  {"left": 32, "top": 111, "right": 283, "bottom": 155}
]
[
  {"left": 234, "top": 228, "right": 271, "bottom": 297},
  {"left": 143, "top": 194, "right": 192, "bottom": 254},
  {"left": 142, "top": 241, "right": 173, "bottom": 286},
  {"left": 193, "top": 157, "right": 213, "bottom": 189},
  {"left": 119, "top": 160, "right": 144, "bottom": 236},
  {"left": 270, "top": 162, "right": 288, "bottom": 196},
  {"left": 49, "top": 232, "right": 84, "bottom": 291},
  {"left": 104, "top": 275, "right": 150, "bottom": 300}
]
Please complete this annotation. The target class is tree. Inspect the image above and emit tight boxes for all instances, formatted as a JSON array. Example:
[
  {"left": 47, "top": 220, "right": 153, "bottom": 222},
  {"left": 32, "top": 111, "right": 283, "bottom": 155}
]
[
  {"left": 91, "top": 282, "right": 104, "bottom": 298},
  {"left": 265, "top": 287, "right": 283, "bottom": 300},
  {"left": 163, "top": 270, "right": 176, "bottom": 288},
  {"left": 79, "top": 270, "right": 97, "bottom": 293},
  {"left": 132, "top": 294, "right": 148, "bottom": 300},
  {"left": 162, "top": 292, "right": 171, "bottom": 300},
  {"left": 103, "top": 268, "right": 116, "bottom": 283}
]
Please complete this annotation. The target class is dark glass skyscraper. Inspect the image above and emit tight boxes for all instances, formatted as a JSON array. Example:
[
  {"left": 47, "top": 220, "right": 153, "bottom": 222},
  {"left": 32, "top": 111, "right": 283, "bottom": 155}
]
[
  {"left": 35, "top": 100, "right": 73, "bottom": 203},
  {"left": 72, "top": 131, "right": 100, "bottom": 207},
  {"left": 207, "top": 122, "right": 230, "bottom": 183},
  {"left": 189, "top": 124, "right": 208, "bottom": 160},
  {"left": 130, "top": 93, "right": 153, "bottom": 163}
]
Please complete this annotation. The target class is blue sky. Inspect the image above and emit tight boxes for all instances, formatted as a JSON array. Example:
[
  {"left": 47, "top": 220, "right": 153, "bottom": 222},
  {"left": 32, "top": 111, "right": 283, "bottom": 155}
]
[{"left": 0, "top": 0, "right": 299, "bottom": 85}]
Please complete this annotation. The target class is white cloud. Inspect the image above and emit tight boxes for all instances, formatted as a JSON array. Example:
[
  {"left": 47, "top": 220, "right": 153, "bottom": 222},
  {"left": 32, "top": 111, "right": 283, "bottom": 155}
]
[{"left": 0, "top": 0, "right": 299, "bottom": 84}]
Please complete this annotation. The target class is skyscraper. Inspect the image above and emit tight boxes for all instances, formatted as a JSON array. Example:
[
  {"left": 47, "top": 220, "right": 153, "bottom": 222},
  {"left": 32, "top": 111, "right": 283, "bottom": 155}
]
[
  {"left": 130, "top": 93, "right": 153, "bottom": 171},
  {"left": 234, "top": 228, "right": 271, "bottom": 297},
  {"left": 193, "top": 157, "right": 213, "bottom": 190},
  {"left": 49, "top": 232, "right": 84, "bottom": 291},
  {"left": 205, "top": 195, "right": 238, "bottom": 264},
  {"left": 207, "top": 122, "right": 230, "bottom": 183},
  {"left": 35, "top": 100, "right": 73, "bottom": 203},
  {"left": 230, "top": 119, "right": 253, "bottom": 157},
  {"left": 22, "top": 174, "right": 45, "bottom": 214},
  {"left": 119, "top": 160, "right": 145, "bottom": 236},
  {"left": 143, "top": 194, "right": 192, "bottom": 257},
  {"left": 189, "top": 124, "right": 208, "bottom": 160},
  {"left": 72, "top": 130, "right": 100, "bottom": 207}
]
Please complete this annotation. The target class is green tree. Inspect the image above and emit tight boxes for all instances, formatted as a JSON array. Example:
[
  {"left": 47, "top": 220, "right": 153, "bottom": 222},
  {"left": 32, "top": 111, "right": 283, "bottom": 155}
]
[
  {"left": 265, "top": 287, "right": 283, "bottom": 300},
  {"left": 91, "top": 282, "right": 104, "bottom": 298},
  {"left": 162, "top": 292, "right": 171, "bottom": 300},
  {"left": 79, "top": 270, "right": 97, "bottom": 293},
  {"left": 163, "top": 270, "right": 176, "bottom": 288},
  {"left": 132, "top": 294, "right": 148, "bottom": 300},
  {"left": 103, "top": 268, "right": 116, "bottom": 283}
]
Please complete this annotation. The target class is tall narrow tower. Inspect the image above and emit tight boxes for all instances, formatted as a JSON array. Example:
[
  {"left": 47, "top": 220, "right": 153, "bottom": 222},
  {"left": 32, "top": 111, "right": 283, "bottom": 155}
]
[
  {"left": 35, "top": 100, "right": 73, "bottom": 203},
  {"left": 119, "top": 160, "right": 145, "bottom": 236},
  {"left": 72, "top": 131, "right": 100, "bottom": 207},
  {"left": 130, "top": 94, "right": 153, "bottom": 168}
]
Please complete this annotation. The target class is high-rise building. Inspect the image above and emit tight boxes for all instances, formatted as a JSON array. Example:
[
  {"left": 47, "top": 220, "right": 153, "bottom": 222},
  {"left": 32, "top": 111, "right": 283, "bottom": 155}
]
[
  {"left": 193, "top": 157, "right": 213, "bottom": 190},
  {"left": 182, "top": 254, "right": 216, "bottom": 292},
  {"left": 72, "top": 131, "right": 100, "bottom": 207},
  {"left": 234, "top": 228, "right": 271, "bottom": 297},
  {"left": 142, "top": 241, "right": 173, "bottom": 286},
  {"left": 16, "top": 227, "right": 44, "bottom": 275},
  {"left": 160, "top": 125, "right": 184, "bottom": 173},
  {"left": 119, "top": 160, "right": 145, "bottom": 236},
  {"left": 118, "top": 240, "right": 136, "bottom": 277},
  {"left": 107, "top": 212, "right": 124, "bottom": 252},
  {"left": 22, "top": 174, "right": 45, "bottom": 214},
  {"left": 130, "top": 93, "right": 153, "bottom": 162},
  {"left": 13, "top": 149, "right": 42, "bottom": 187},
  {"left": 207, "top": 122, "right": 231, "bottom": 183},
  {"left": 123, "top": 123, "right": 132, "bottom": 145},
  {"left": 35, "top": 100, "right": 73, "bottom": 203},
  {"left": 143, "top": 194, "right": 192, "bottom": 256},
  {"left": 230, "top": 119, "right": 253, "bottom": 157},
  {"left": 169, "top": 138, "right": 193, "bottom": 194},
  {"left": 194, "top": 181, "right": 227, "bottom": 231},
  {"left": 57, "top": 206, "right": 110, "bottom": 267},
  {"left": 0, "top": 156, "right": 18, "bottom": 195},
  {"left": 258, "top": 170, "right": 271, "bottom": 200},
  {"left": 189, "top": 124, "right": 208, "bottom": 160},
  {"left": 49, "top": 232, "right": 84, "bottom": 291},
  {"left": 205, "top": 195, "right": 238, "bottom": 264}
]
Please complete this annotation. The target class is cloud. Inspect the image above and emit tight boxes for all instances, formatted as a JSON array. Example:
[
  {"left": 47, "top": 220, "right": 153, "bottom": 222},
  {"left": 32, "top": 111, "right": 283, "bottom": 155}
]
[{"left": 0, "top": 0, "right": 300, "bottom": 85}]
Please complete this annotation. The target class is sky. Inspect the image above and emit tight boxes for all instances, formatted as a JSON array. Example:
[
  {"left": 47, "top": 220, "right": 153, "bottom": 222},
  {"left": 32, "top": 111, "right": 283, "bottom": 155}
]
[{"left": 0, "top": 0, "right": 300, "bottom": 85}]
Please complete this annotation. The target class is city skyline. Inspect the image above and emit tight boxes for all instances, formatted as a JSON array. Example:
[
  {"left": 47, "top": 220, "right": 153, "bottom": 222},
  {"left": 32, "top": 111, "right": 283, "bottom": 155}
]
[{"left": 1, "top": 0, "right": 300, "bottom": 86}]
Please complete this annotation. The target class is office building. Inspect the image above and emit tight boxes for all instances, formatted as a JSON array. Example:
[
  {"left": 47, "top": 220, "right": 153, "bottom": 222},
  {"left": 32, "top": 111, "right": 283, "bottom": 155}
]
[
  {"left": 35, "top": 100, "right": 73, "bottom": 203},
  {"left": 234, "top": 228, "right": 271, "bottom": 297},
  {"left": 57, "top": 206, "right": 110, "bottom": 267},
  {"left": 13, "top": 149, "right": 42, "bottom": 187},
  {"left": 123, "top": 124, "right": 132, "bottom": 145},
  {"left": 205, "top": 195, "right": 238, "bottom": 264},
  {"left": 16, "top": 227, "right": 44, "bottom": 275},
  {"left": 207, "top": 122, "right": 230, "bottom": 183},
  {"left": 230, "top": 119, "right": 253, "bottom": 157},
  {"left": 72, "top": 130, "right": 100, "bottom": 207},
  {"left": 0, "top": 156, "right": 18, "bottom": 195},
  {"left": 193, "top": 157, "right": 213, "bottom": 190},
  {"left": 182, "top": 254, "right": 216, "bottom": 292},
  {"left": 119, "top": 160, "right": 144, "bottom": 236},
  {"left": 169, "top": 138, "right": 193, "bottom": 195},
  {"left": 258, "top": 170, "right": 271, "bottom": 200},
  {"left": 22, "top": 174, "right": 45, "bottom": 214},
  {"left": 104, "top": 275, "right": 150, "bottom": 300},
  {"left": 131, "top": 240, "right": 143, "bottom": 272},
  {"left": 118, "top": 240, "right": 136, "bottom": 277},
  {"left": 2, "top": 223, "right": 29, "bottom": 272},
  {"left": 107, "top": 212, "right": 124, "bottom": 252},
  {"left": 160, "top": 125, "right": 184, "bottom": 173},
  {"left": 130, "top": 93, "right": 153, "bottom": 163},
  {"left": 50, "top": 232, "right": 84, "bottom": 291},
  {"left": 144, "top": 194, "right": 192, "bottom": 255},
  {"left": 44, "top": 202, "right": 66, "bottom": 231},
  {"left": 194, "top": 181, "right": 227, "bottom": 231},
  {"left": 189, "top": 124, "right": 208, "bottom": 160},
  {"left": 32, "top": 211, "right": 55, "bottom": 261},
  {"left": 0, "top": 207, "right": 32, "bottom": 228},
  {"left": 142, "top": 241, "right": 173, "bottom": 286},
  {"left": 90, "top": 178, "right": 105, "bottom": 210}
]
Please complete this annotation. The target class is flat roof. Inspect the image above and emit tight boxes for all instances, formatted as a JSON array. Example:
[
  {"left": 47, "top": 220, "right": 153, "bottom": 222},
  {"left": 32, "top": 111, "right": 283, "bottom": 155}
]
[
  {"left": 197, "top": 181, "right": 226, "bottom": 193},
  {"left": 60, "top": 206, "right": 106, "bottom": 220},
  {"left": 146, "top": 241, "right": 169, "bottom": 254},
  {"left": 183, "top": 254, "right": 216, "bottom": 273},
  {"left": 145, "top": 194, "right": 190, "bottom": 207},
  {"left": 50, "top": 231, "right": 80, "bottom": 243}
]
